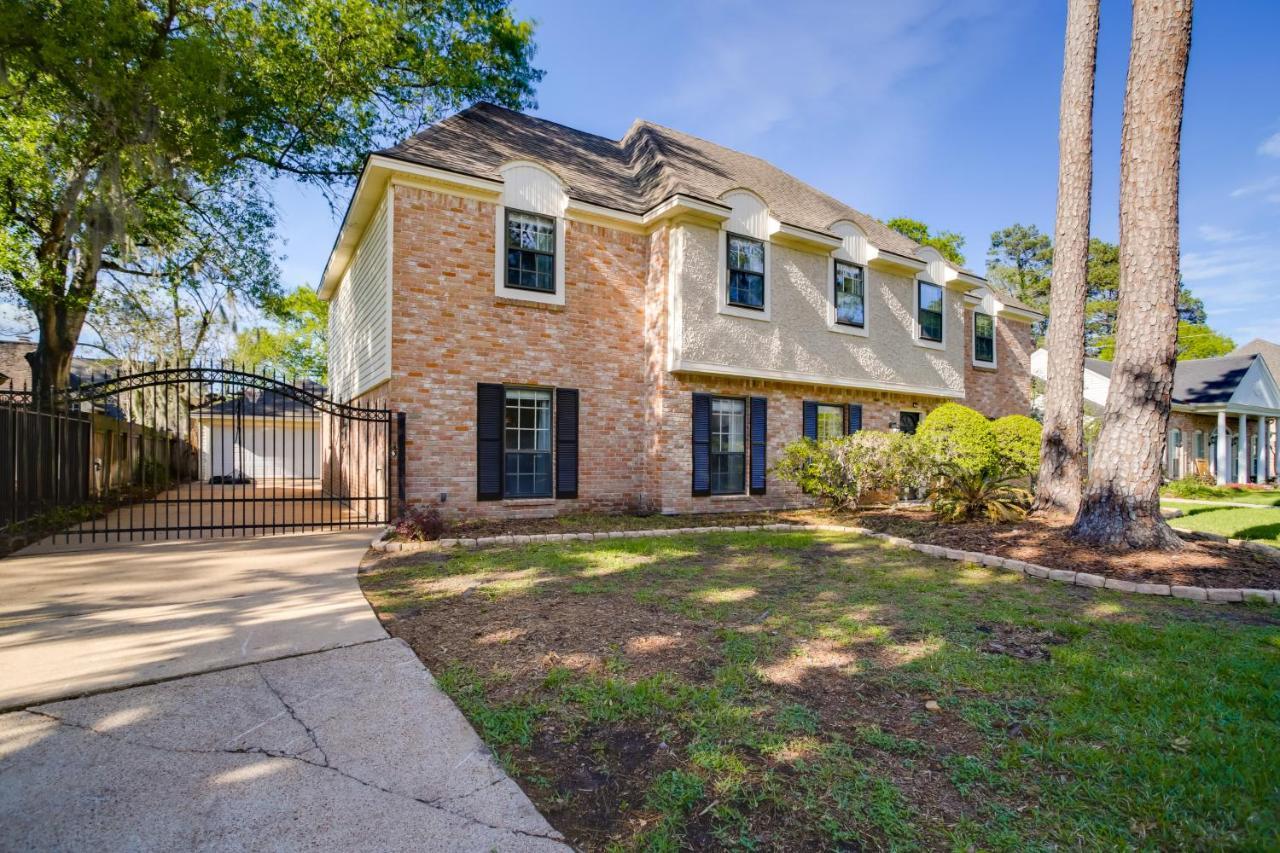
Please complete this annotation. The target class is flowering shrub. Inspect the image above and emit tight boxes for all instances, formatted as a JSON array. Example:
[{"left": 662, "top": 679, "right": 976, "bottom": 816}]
[
  {"left": 393, "top": 505, "right": 444, "bottom": 541},
  {"left": 773, "top": 431, "right": 926, "bottom": 510}
]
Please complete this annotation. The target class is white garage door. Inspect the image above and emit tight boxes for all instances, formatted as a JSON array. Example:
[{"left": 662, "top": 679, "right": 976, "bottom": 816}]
[{"left": 200, "top": 420, "right": 319, "bottom": 480}]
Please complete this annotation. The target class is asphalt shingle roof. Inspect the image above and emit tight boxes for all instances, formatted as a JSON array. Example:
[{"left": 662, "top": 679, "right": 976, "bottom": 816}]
[
  {"left": 377, "top": 102, "right": 969, "bottom": 272},
  {"left": 1232, "top": 338, "right": 1280, "bottom": 381},
  {"left": 1171, "top": 354, "right": 1257, "bottom": 405}
]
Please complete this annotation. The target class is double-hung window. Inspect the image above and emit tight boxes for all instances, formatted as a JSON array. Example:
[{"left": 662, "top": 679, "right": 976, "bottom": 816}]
[
  {"left": 973, "top": 311, "right": 995, "bottom": 364},
  {"left": 816, "top": 404, "right": 844, "bottom": 442},
  {"left": 726, "top": 234, "right": 766, "bottom": 309},
  {"left": 917, "top": 281, "right": 943, "bottom": 343},
  {"left": 503, "top": 388, "right": 552, "bottom": 498},
  {"left": 833, "top": 261, "right": 866, "bottom": 327},
  {"left": 709, "top": 397, "right": 746, "bottom": 494},
  {"left": 505, "top": 210, "right": 556, "bottom": 293}
]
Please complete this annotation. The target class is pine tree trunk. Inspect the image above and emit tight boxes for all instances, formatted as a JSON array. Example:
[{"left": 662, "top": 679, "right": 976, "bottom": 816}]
[
  {"left": 1034, "top": 0, "right": 1100, "bottom": 517},
  {"left": 1070, "top": 0, "right": 1193, "bottom": 550}
]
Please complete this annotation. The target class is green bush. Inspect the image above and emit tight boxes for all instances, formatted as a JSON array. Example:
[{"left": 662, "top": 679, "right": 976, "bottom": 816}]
[
  {"left": 929, "top": 462, "right": 1032, "bottom": 522},
  {"left": 915, "top": 403, "right": 998, "bottom": 476},
  {"left": 772, "top": 431, "right": 926, "bottom": 510},
  {"left": 990, "top": 414, "right": 1041, "bottom": 478}
]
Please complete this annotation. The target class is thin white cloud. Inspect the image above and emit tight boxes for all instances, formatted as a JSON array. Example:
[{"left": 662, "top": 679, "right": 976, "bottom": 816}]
[
  {"left": 1196, "top": 224, "right": 1244, "bottom": 243},
  {"left": 1229, "top": 175, "right": 1280, "bottom": 198},
  {"left": 1260, "top": 131, "right": 1280, "bottom": 158}
]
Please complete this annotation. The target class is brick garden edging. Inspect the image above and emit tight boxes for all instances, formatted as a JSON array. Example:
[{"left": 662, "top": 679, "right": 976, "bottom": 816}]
[{"left": 370, "top": 523, "right": 1280, "bottom": 605}]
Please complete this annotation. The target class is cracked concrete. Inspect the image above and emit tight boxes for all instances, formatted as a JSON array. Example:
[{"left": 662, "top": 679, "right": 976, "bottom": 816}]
[
  {"left": 0, "top": 639, "right": 565, "bottom": 851},
  {"left": 0, "top": 532, "right": 566, "bottom": 851}
]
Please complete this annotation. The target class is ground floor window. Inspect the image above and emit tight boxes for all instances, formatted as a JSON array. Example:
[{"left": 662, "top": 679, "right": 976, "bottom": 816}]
[
  {"left": 504, "top": 388, "right": 552, "bottom": 498},
  {"left": 1194, "top": 430, "right": 1205, "bottom": 459},
  {"left": 1168, "top": 429, "right": 1182, "bottom": 479},
  {"left": 816, "top": 404, "right": 844, "bottom": 441},
  {"left": 898, "top": 411, "right": 921, "bottom": 435},
  {"left": 710, "top": 397, "right": 746, "bottom": 494}
]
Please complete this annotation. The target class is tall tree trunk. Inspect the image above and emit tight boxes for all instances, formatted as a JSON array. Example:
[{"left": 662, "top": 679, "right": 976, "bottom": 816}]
[
  {"left": 1034, "top": 0, "right": 1100, "bottom": 516},
  {"left": 1070, "top": 0, "right": 1193, "bottom": 550}
]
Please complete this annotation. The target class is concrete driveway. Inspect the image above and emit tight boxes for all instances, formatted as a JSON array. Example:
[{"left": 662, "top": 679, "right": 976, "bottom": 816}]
[{"left": 0, "top": 533, "right": 565, "bottom": 851}]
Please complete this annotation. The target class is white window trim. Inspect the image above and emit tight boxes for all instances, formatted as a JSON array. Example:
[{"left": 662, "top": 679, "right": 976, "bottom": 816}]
[
  {"left": 494, "top": 204, "right": 567, "bottom": 306},
  {"left": 827, "top": 256, "right": 869, "bottom": 337},
  {"left": 1168, "top": 428, "right": 1183, "bottom": 478},
  {"left": 972, "top": 309, "right": 997, "bottom": 369},
  {"left": 913, "top": 278, "right": 946, "bottom": 350},
  {"left": 717, "top": 230, "right": 771, "bottom": 322}
]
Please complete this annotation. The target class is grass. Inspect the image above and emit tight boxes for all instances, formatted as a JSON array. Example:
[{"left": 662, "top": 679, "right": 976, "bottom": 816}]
[
  {"left": 1161, "top": 483, "right": 1280, "bottom": 506},
  {"left": 361, "top": 530, "right": 1280, "bottom": 850},
  {"left": 1167, "top": 503, "right": 1280, "bottom": 547}
]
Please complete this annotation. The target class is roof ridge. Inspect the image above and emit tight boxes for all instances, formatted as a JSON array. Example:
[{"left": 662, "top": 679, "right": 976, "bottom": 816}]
[{"left": 471, "top": 101, "right": 627, "bottom": 146}]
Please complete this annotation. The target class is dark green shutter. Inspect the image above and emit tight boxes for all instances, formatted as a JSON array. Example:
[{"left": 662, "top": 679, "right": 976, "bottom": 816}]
[
  {"left": 555, "top": 388, "right": 579, "bottom": 499},
  {"left": 476, "top": 383, "right": 504, "bottom": 500},
  {"left": 802, "top": 401, "right": 818, "bottom": 440},
  {"left": 847, "top": 404, "right": 862, "bottom": 434},
  {"left": 692, "top": 393, "right": 711, "bottom": 496},
  {"left": 749, "top": 397, "right": 767, "bottom": 495}
]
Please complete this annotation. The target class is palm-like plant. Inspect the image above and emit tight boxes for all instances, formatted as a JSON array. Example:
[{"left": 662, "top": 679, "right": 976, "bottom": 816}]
[{"left": 930, "top": 463, "right": 1033, "bottom": 523}]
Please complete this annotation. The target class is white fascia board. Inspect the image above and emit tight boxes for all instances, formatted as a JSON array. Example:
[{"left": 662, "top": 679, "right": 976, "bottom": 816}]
[
  {"left": 671, "top": 358, "right": 966, "bottom": 399},
  {"left": 769, "top": 222, "right": 843, "bottom": 251},
  {"left": 868, "top": 251, "right": 927, "bottom": 274}
]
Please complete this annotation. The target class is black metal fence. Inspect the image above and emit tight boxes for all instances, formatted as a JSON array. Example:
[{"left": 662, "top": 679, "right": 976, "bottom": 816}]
[{"left": 1, "top": 365, "right": 404, "bottom": 547}]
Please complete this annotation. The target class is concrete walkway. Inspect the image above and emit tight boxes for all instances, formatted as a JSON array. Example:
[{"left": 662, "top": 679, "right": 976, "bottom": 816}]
[{"left": 0, "top": 532, "right": 564, "bottom": 851}]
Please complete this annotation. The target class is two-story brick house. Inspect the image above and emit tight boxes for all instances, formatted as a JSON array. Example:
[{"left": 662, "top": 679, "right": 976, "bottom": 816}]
[{"left": 320, "top": 103, "right": 1041, "bottom": 518}]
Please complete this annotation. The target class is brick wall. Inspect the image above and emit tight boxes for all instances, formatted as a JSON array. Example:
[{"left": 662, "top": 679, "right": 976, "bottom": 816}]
[
  {"left": 963, "top": 313, "right": 1033, "bottom": 418},
  {"left": 0, "top": 341, "right": 33, "bottom": 388},
  {"left": 388, "top": 185, "right": 650, "bottom": 519}
]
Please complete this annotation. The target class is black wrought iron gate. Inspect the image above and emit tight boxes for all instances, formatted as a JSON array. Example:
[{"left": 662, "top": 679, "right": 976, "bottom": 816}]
[{"left": 2, "top": 365, "right": 404, "bottom": 546}]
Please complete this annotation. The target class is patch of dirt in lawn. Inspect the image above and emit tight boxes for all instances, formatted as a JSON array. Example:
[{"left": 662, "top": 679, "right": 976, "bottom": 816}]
[
  {"left": 388, "top": 587, "right": 722, "bottom": 700},
  {"left": 856, "top": 507, "right": 1280, "bottom": 589},
  {"left": 977, "top": 623, "right": 1067, "bottom": 661}
]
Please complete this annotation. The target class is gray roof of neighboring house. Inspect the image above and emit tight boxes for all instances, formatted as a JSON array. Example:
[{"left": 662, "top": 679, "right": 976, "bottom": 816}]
[
  {"left": 1232, "top": 338, "right": 1280, "bottom": 379},
  {"left": 1085, "top": 353, "right": 1266, "bottom": 405},
  {"left": 378, "top": 102, "right": 1003, "bottom": 283},
  {"left": 0, "top": 338, "right": 117, "bottom": 389},
  {"left": 193, "top": 381, "right": 328, "bottom": 419},
  {"left": 1172, "top": 354, "right": 1258, "bottom": 404}
]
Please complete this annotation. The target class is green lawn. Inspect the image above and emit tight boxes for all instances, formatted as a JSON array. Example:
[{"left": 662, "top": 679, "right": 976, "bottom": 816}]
[
  {"left": 1161, "top": 484, "right": 1280, "bottom": 506},
  {"left": 1167, "top": 503, "right": 1280, "bottom": 547},
  {"left": 362, "top": 531, "right": 1280, "bottom": 851}
]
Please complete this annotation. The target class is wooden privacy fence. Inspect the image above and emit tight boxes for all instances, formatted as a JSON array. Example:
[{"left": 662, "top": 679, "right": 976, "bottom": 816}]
[{"left": 1, "top": 398, "right": 195, "bottom": 531}]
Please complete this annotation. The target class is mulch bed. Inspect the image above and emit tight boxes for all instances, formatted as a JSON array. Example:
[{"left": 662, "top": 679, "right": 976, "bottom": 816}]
[{"left": 854, "top": 507, "right": 1280, "bottom": 590}]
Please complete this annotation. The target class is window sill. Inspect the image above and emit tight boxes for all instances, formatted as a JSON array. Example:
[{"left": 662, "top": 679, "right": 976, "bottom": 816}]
[
  {"left": 971, "top": 361, "right": 998, "bottom": 371},
  {"left": 708, "top": 493, "right": 753, "bottom": 501},
  {"left": 827, "top": 321, "right": 869, "bottom": 338},
  {"left": 913, "top": 337, "right": 946, "bottom": 351},
  {"left": 495, "top": 295, "right": 566, "bottom": 312},
  {"left": 718, "top": 304, "right": 771, "bottom": 323},
  {"left": 502, "top": 497, "right": 557, "bottom": 507}
]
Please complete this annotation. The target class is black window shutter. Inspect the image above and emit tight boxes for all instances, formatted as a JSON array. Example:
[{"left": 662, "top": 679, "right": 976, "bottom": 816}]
[
  {"left": 691, "top": 393, "right": 711, "bottom": 496},
  {"left": 476, "top": 383, "right": 504, "bottom": 501},
  {"left": 750, "top": 397, "right": 767, "bottom": 495},
  {"left": 555, "top": 388, "right": 579, "bottom": 499},
  {"left": 847, "top": 404, "right": 863, "bottom": 434},
  {"left": 802, "top": 401, "right": 818, "bottom": 440}
]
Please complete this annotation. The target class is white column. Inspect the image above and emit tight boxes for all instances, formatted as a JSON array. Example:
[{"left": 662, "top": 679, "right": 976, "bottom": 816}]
[
  {"left": 1216, "top": 411, "right": 1228, "bottom": 485},
  {"left": 1257, "top": 415, "right": 1267, "bottom": 483},
  {"left": 1265, "top": 417, "right": 1274, "bottom": 482},
  {"left": 1238, "top": 413, "right": 1249, "bottom": 484}
]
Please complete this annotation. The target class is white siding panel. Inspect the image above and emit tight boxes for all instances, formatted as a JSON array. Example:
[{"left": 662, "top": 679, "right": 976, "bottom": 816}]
[{"left": 328, "top": 195, "right": 391, "bottom": 402}]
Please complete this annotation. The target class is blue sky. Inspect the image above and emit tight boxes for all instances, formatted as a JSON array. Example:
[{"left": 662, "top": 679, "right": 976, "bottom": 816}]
[{"left": 9, "top": 0, "right": 1271, "bottom": 345}]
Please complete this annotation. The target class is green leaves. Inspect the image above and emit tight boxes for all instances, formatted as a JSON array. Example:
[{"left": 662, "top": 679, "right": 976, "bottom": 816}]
[{"left": 887, "top": 216, "right": 967, "bottom": 266}]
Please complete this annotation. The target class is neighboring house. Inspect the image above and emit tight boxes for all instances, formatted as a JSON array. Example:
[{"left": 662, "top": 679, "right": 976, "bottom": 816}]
[
  {"left": 1233, "top": 338, "right": 1280, "bottom": 380},
  {"left": 1031, "top": 349, "right": 1280, "bottom": 485},
  {"left": 320, "top": 103, "right": 1042, "bottom": 518},
  {"left": 190, "top": 383, "right": 324, "bottom": 481}
]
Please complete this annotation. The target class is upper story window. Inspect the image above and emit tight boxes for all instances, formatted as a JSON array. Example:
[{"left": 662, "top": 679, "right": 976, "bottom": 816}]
[
  {"left": 505, "top": 210, "right": 556, "bottom": 293},
  {"left": 726, "top": 234, "right": 766, "bottom": 309},
  {"left": 833, "top": 260, "right": 865, "bottom": 327},
  {"left": 973, "top": 311, "right": 995, "bottom": 364},
  {"left": 494, "top": 161, "right": 567, "bottom": 306},
  {"left": 917, "top": 281, "right": 944, "bottom": 343}
]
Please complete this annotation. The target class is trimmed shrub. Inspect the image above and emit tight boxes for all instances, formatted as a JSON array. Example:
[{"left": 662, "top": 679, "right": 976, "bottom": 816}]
[
  {"left": 915, "top": 403, "right": 998, "bottom": 476},
  {"left": 929, "top": 462, "right": 1032, "bottom": 522},
  {"left": 393, "top": 505, "right": 444, "bottom": 541},
  {"left": 991, "top": 414, "right": 1042, "bottom": 478},
  {"left": 773, "top": 431, "right": 926, "bottom": 510}
]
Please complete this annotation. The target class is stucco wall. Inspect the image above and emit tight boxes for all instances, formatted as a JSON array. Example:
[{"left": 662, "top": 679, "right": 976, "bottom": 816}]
[{"left": 673, "top": 223, "right": 966, "bottom": 397}]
